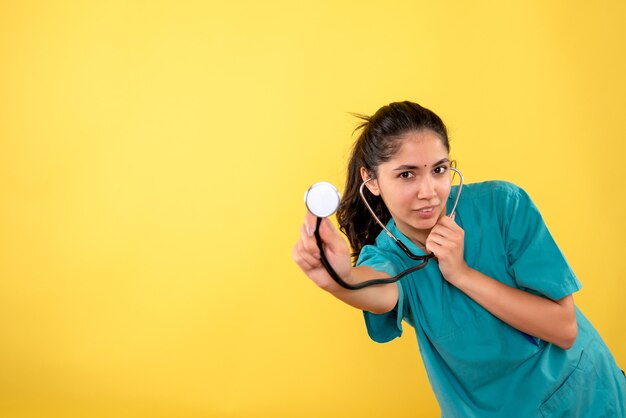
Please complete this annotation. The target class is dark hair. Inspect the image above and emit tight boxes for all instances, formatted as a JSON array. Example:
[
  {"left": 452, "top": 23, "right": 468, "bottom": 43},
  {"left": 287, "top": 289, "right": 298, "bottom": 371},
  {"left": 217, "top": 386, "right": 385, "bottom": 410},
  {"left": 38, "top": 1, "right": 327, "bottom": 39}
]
[{"left": 336, "top": 101, "right": 450, "bottom": 261}]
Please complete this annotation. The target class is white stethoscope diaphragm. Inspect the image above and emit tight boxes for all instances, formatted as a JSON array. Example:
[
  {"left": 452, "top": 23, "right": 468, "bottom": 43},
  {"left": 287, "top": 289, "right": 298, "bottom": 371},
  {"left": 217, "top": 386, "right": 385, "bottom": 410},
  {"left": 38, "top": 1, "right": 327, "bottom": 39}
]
[{"left": 304, "top": 182, "right": 341, "bottom": 218}]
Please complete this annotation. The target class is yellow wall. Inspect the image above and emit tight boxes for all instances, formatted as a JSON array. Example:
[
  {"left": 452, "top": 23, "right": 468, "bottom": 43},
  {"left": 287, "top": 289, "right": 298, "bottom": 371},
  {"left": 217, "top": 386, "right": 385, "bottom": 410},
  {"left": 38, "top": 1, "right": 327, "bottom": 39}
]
[{"left": 1, "top": 1, "right": 624, "bottom": 417}]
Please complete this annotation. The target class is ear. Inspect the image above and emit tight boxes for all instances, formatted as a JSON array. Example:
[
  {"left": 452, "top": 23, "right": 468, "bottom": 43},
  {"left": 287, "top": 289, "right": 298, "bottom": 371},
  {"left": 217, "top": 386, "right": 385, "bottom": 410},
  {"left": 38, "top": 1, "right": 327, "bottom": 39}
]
[{"left": 360, "top": 167, "right": 380, "bottom": 196}]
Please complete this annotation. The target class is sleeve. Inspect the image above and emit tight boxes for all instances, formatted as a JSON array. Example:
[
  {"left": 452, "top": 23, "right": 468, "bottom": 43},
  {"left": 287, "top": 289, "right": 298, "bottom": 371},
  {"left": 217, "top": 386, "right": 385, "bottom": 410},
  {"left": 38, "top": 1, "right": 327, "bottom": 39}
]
[
  {"left": 356, "top": 245, "right": 407, "bottom": 343},
  {"left": 502, "top": 184, "right": 582, "bottom": 300}
]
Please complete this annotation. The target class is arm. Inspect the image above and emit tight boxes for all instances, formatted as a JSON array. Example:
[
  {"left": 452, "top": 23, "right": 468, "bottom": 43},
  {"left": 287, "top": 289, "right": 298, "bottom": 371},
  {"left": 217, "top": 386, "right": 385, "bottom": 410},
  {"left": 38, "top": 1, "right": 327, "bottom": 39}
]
[
  {"left": 292, "top": 212, "right": 398, "bottom": 314},
  {"left": 451, "top": 266, "right": 577, "bottom": 349},
  {"left": 428, "top": 216, "right": 578, "bottom": 350},
  {"left": 324, "top": 265, "right": 399, "bottom": 314}
]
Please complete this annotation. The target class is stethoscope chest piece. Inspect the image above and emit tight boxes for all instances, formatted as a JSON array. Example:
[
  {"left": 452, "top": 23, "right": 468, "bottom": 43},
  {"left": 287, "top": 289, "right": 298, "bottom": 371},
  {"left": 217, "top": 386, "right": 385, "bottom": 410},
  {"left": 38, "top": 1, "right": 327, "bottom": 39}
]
[{"left": 304, "top": 182, "right": 341, "bottom": 218}]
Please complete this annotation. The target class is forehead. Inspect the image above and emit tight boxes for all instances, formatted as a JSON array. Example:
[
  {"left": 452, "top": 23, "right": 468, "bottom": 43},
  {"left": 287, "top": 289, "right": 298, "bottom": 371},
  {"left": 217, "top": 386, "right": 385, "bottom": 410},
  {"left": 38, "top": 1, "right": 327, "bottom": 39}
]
[{"left": 389, "top": 130, "right": 449, "bottom": 163}]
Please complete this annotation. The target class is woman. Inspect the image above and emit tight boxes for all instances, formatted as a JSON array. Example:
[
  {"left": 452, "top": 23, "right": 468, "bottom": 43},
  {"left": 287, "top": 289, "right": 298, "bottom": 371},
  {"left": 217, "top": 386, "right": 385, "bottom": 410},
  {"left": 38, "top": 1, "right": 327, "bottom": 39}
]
[{"left": 292, "top": 101, "right": 625, "bottom": 417}]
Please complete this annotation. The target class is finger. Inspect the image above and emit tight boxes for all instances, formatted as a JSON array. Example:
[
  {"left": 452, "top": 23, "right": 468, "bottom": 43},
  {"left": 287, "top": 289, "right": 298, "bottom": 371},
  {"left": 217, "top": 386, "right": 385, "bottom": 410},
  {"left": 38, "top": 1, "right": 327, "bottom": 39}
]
[
  {"left": 438, "top": 216, "right": 462, "bottom": 231},
  {"left": 435, "top": 217, "right": 453, "bottom": 230},
  {"left": 297, "top": 254, "right": 317, "bottom": 272},
  {"left": 292, "top": 243, "right": 315, "bottom": 271},
  {"left": 298, "top": 249, "right": 321, "bottom": 270},
  {"left": 293, "top": 240, "right": 321, "bottom": 270},
  {"left": 304, "top": 211, "right": 318, "bottom": 237},
  {"left": 431, "top": 223, "right": 461, "bottom": 245},
  {"left": 300, "top": 224, "right": 320, "bottom": 256},
  {"left": 298, "top": 229, "right": 321, "bottom": 261},
  {"left": 429, "top": 224, "right": 448, "bottom": 240},
  {"left": 427, "top": 235, "right": 446, "bottom": 249},
  {"left": 318, "top": 218, "right": 344, "bottom": 251},
  {"left": 425, "top": 241, "right": 438, "bottom": 256}
]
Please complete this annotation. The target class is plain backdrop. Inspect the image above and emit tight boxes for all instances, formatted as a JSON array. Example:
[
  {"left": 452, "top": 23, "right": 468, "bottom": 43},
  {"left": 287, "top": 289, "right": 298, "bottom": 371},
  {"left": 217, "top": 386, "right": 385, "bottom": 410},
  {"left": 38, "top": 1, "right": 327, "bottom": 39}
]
[{"left": 1, "top": 1, "right": 625, "bottom": 417}]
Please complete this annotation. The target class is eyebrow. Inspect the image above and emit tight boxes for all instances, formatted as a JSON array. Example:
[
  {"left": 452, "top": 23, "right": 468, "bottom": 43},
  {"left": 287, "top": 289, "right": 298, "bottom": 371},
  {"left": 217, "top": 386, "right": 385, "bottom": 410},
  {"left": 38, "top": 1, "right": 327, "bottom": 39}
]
[{"left": 392, "top": 158, "right": 450, "bottom": 171}]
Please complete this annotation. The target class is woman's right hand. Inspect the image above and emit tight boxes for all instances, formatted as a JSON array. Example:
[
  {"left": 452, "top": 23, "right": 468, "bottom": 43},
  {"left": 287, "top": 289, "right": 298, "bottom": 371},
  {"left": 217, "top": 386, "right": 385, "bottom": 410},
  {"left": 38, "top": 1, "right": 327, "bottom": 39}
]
[{"left": 292, "top": 212, "right": 352, "bottom": 291}]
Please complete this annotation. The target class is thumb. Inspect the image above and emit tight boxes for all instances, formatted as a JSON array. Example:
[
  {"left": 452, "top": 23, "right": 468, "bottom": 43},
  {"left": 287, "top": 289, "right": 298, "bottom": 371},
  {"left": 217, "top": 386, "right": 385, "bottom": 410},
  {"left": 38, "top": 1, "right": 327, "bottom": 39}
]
[{"left": 318, "top": 218, "right": 343, "bottom": 251}]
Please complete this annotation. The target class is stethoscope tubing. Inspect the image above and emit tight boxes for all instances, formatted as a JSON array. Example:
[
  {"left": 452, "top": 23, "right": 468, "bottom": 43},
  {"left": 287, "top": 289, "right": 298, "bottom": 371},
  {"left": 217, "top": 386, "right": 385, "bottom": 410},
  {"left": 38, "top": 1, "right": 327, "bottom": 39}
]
[{"left": 314, "top": 215, "right": 430, "bottom": 290}]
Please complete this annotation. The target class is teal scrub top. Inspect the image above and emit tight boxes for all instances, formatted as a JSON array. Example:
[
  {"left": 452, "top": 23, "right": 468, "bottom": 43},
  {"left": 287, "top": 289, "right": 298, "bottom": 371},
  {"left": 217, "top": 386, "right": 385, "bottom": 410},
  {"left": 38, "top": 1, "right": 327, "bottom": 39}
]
[{"left": 358, "top": 181, "right": 626, "bottom": 417}]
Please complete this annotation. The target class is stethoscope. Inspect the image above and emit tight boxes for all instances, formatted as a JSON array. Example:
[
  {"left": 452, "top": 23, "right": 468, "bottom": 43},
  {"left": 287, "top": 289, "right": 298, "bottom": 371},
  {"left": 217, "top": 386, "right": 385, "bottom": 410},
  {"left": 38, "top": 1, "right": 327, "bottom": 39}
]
[{"left": 304, "top": 168, "right": 464, "bottom": 290}]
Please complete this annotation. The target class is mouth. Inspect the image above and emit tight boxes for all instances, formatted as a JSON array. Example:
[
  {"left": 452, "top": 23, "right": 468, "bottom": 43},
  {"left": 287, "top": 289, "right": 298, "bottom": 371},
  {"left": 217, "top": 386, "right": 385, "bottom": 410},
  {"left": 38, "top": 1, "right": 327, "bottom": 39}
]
[{"left": 414, "top": 205, "right": 439, "bottom": 218}]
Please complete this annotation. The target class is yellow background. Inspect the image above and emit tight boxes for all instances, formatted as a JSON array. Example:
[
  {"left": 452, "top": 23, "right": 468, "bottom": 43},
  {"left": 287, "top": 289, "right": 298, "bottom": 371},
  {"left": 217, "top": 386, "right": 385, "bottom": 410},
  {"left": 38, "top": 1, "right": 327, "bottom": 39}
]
[{"left": 1, "top": 1, "right": 625, "bottom": 417}]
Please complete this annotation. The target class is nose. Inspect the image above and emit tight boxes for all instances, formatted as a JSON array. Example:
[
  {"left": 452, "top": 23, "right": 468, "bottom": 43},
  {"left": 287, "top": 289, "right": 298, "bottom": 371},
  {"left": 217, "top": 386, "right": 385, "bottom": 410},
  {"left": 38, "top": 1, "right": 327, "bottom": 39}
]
[{"left": 416, "top": 174, "right": 437, "bottom": 200}]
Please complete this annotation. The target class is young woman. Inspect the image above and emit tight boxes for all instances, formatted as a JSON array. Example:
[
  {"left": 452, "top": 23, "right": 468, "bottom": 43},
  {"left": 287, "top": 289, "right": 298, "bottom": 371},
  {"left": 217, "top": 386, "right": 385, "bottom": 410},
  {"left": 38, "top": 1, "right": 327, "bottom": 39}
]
[{"left": 292, "top": 101, "right": 625, "bottom": 417}]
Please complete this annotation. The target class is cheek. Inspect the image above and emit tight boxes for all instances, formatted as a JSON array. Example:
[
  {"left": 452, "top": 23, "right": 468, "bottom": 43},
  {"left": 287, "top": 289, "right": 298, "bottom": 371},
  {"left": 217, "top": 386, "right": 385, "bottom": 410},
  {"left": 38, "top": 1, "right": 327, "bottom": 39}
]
[
  {"left": 397, "top": 188, "right": 416, "bottom": 203},
  {"left": 438, "top": 184, "right": 452, "bottom": 201},
  {"left": 384, "top": 190, "right": 411, "bottom": 210}
]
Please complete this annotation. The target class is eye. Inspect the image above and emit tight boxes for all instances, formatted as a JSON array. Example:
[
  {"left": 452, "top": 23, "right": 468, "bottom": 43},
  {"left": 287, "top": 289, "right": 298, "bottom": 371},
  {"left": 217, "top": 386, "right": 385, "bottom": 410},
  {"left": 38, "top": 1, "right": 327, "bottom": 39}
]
[
  {"left": 399, "top": 171, "right": 414, "bottom": 179},
  {"left": 433, "top": 165, "right": 448, "bottom": 175}
]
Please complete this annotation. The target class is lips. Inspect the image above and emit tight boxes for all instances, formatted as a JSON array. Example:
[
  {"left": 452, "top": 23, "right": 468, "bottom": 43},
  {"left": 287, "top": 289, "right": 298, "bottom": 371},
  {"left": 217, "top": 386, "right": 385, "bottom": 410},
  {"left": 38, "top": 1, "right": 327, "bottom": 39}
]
[{"left": 414, "top": 205, "right": 438, "bottom": 218}]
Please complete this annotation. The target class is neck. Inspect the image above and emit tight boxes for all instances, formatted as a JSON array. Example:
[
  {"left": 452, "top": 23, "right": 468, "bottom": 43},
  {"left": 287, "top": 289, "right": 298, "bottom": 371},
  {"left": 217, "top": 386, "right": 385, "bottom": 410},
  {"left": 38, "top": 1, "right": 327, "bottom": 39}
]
[
  {"left": 407, "top": 231, "right": 430, "bottom": 252},
  {"left": 392, "top": 222, "right": 430, "bottom": 252}
]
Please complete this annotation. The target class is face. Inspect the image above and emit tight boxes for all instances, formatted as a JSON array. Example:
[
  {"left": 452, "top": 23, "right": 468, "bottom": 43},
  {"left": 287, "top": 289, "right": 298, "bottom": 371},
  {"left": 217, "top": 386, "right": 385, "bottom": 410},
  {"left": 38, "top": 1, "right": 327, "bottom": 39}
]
[{"left": 362, "top": 130, "right": 452, "bottom": 245}]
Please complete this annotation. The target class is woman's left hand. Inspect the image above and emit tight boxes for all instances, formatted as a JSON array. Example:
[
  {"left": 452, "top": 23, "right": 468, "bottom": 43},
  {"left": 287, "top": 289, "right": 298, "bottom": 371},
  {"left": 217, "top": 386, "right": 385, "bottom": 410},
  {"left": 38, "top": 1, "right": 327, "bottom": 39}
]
[{"left": 425, "top": 215, "right": 470, "bottom": 285}]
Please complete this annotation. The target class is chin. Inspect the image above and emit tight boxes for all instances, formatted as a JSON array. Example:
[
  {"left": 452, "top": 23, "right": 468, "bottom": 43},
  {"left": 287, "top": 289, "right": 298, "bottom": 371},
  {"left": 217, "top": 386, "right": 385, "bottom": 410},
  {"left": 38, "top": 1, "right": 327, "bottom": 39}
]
[{"left": 412, "top": 217, "right": 439, "bottom": 231}]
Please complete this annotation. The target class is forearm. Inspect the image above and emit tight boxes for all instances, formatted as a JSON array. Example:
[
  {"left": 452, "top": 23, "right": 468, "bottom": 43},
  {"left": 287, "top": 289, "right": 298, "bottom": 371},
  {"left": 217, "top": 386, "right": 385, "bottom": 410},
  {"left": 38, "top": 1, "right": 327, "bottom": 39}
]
[
  {"left": 322, "top": 266, "right": 398, "bottom": 315},
  {"left": 452, "top": 267, "right": 577, "bottom": 349}
]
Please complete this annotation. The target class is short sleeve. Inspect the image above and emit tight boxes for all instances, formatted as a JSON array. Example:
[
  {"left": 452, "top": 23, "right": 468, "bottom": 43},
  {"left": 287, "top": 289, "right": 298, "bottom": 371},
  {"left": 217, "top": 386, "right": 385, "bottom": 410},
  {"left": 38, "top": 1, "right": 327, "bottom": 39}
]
[
  {"left": 502, "top": 185, "right": 582, "bottom": 300},
  {"left": 357, "top": 245, "right": 406, "bottom": 343}
]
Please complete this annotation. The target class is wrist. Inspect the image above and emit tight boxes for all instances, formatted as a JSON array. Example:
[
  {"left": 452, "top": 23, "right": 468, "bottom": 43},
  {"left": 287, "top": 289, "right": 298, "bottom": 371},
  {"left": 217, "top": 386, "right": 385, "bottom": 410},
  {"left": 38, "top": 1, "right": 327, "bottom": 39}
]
[
  {"left": 447, "top": 263, "right": 473, "bottom": 288},
  {"left": 321, "top": 267, "right": 355, "bottom": 293}
]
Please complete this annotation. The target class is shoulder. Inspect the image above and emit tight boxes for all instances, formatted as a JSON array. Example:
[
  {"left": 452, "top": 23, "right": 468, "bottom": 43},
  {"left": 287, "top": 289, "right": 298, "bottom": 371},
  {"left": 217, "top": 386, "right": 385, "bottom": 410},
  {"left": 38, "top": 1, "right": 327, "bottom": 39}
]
[
  {"left": 356, "top": 224, "right": 405, "bottom": 274},
  {"left": 357, "top": 230, "right": 396, "bottom": 263},
  {"left": 462, "top": 180, "right": 528, "bottom": 199},
  {"left": 356, "top": 241, "right": 404, "bottom": 276},
  {"left": 455, "top": 181, "right": 540, "bottom": 230},
  {"left": 460, "top": 180, "right": 533, "bottom": 211}
]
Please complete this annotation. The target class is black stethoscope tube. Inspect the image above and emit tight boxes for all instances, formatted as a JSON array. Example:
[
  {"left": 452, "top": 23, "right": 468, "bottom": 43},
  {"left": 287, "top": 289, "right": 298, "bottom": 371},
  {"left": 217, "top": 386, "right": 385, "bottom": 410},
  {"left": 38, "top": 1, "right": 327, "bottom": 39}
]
[{"left": 314, "top": 217, "right": 433, "bottom": 290}]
